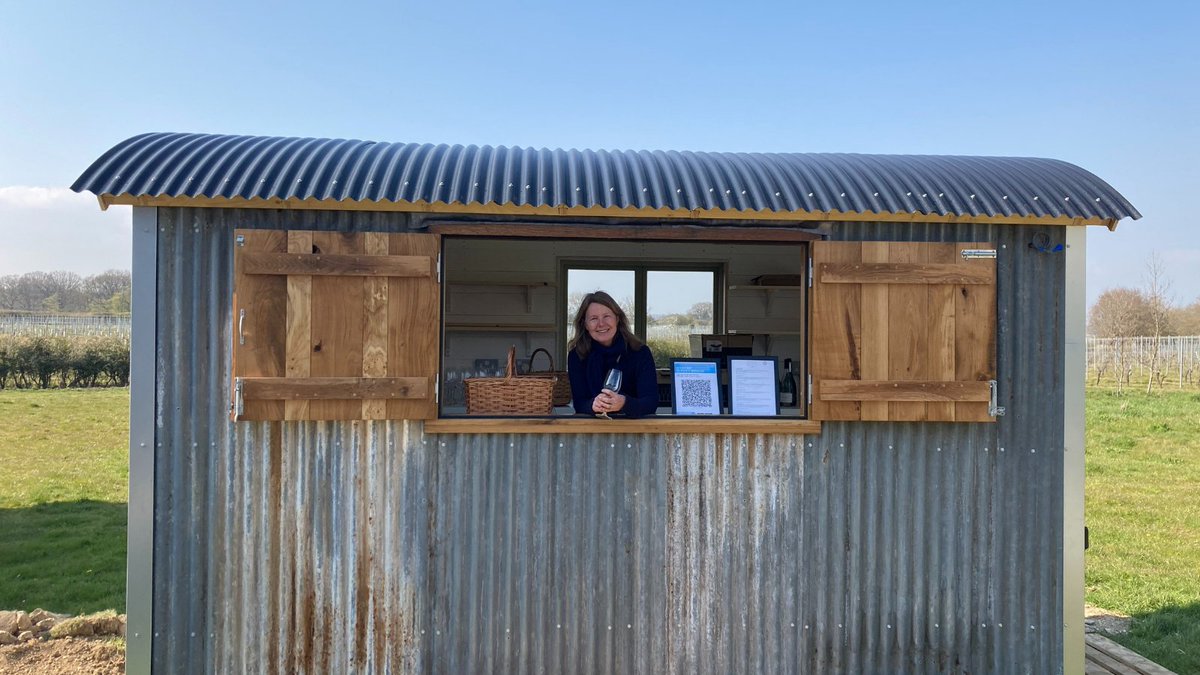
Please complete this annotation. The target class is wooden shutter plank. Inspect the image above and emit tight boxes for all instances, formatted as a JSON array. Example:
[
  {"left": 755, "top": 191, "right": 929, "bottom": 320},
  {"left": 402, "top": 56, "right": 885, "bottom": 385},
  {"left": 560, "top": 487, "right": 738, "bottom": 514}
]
[
  {"left": 241, "top": 377, "right": 428, "bottom": 401},
  {"left": 809, "top": 242, "right": 862, "bottom": 421},
  {"left": 285, "top": 231, "right": 313, "bottom": 420},
  {"left": 821, "top": 380, "right": 990, "bottom": 402},
  {"left": 387, "top": 233, "right": 441, "bottom": 420},
  {"left": 241, "top": 252, "right": 432, "bottom": 277},
  {"left": 954, "top": 242, "right": 997, "bottom": 422},
  {"left": 362, "top": 233, "right": 390, "bottom": 420},
  {"left": 860, "top": 242, "right": 890, "bottom": 421},
  {"left": 308, "top": 232, "right": 367, "bottom": 420},
  {"left": 926, "top": 243, "right": 958, "bottom": 421},
  {"left": 888, "top": 243, "right": 928, "bottom": 421},
  {"left": 233, "top": 230, "right": 287, "bottom": 421},
  {"left": 810, "top": 240, "right": 997, "bottom": 423},
  {"left": 820, "top": 263, "right": 992, "bottom": 285}
]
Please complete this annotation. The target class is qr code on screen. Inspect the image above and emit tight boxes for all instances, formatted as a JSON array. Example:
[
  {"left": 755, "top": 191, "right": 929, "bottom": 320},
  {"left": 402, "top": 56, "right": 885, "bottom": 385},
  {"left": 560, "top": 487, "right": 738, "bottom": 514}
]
[{"left": 681, "top": 379, "right": 713, "bottom": 409}]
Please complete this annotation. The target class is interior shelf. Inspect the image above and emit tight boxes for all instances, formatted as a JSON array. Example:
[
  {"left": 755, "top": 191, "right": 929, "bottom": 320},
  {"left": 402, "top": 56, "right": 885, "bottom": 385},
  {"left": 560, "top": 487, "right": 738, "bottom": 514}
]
[
  {"left": 445, "top": 323, "right": 557, "bottom": 333},
  {"left": 727, "top": 284, "right": 806, "bottom": 291}
]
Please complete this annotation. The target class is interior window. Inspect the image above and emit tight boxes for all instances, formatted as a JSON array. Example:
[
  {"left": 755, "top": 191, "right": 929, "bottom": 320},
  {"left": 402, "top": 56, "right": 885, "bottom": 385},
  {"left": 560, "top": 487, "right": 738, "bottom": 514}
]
[{"left": 565, "top": 267, "right": 716, "bottom": 369}]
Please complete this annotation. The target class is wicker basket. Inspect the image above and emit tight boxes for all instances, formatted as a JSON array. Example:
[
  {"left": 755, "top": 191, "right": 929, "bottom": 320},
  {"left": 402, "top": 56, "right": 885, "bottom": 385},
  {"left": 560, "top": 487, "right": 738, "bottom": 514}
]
[
  {"left": 522, "top": 348, "right": 572, "bottom": 407},
  {"left": 465, "top": 346, "right": 555, "bottom": 415}
]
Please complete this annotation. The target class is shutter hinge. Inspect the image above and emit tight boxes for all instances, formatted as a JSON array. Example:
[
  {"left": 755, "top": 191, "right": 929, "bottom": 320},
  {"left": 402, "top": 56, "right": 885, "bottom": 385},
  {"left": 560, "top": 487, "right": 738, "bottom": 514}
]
[
  {"left": 233, "top": 377, "right": 245, "bottom": 419},
  {"left": 807, "top": 257, "right": 814, "bottom": 287},
  {"left": 434, "top": 373, "right": 440, "bottom": 403},
  {"left": 235, "top": 234, "right": 245, "bottom": 247},
  {"left": 962, "top": 248, "right": 997, "bottom": 259},
  {"left": 988, "top": 380, "right": 1006, "bottom": 417},
  {"left": 436, "top": 253, "right": 442, "bottom": 283},
  {"left": 806, "top": 373, "right": 813, "bottom": 405}
]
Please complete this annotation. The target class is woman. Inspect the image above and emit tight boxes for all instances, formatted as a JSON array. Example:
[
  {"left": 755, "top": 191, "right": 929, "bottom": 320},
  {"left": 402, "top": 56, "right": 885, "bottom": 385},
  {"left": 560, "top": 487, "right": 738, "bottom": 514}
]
[{"left": 567, "top": 291, "right": 658, "bottom": 418}]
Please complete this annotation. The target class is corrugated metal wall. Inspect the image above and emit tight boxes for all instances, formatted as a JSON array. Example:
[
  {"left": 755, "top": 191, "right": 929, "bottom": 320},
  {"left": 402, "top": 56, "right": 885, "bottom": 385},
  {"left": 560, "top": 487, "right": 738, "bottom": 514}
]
[{"left": 152, "top": 209, "right": 1064, "bottom": 674}]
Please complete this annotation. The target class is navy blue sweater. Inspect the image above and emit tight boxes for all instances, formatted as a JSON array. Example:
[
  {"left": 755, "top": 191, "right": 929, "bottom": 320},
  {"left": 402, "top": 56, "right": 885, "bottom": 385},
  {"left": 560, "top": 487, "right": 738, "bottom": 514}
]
[{"left": 567, "top": 335, "right": 658, "bottom": 418}]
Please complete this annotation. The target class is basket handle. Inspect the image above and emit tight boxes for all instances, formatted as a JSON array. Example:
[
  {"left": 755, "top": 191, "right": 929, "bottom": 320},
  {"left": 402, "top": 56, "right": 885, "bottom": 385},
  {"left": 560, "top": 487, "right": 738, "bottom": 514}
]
[
  {"left": 505, "top": 345, "right": 518, "bottom": 380},
  {"left": 528, "top": 347, "right": 555, "bottom": 372}
]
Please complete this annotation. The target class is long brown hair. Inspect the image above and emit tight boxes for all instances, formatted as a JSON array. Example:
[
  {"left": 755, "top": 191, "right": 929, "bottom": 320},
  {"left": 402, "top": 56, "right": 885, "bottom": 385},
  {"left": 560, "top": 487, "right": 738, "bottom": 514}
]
[{"left": 568, "top": 290, "right": 644, "bottom": 359}]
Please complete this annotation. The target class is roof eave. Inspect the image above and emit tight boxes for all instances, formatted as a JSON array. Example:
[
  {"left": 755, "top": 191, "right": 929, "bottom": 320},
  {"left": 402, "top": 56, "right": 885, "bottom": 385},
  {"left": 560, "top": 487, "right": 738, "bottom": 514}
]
[{"left": 94, "top": 193, "right": 1122, "bottom": 227}]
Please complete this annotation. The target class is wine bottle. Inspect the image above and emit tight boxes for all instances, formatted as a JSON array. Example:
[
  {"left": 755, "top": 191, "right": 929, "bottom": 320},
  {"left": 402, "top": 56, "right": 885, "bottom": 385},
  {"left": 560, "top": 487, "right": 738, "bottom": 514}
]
[{"left": 780, "top": 358, "right": 798, "bottom": 407}]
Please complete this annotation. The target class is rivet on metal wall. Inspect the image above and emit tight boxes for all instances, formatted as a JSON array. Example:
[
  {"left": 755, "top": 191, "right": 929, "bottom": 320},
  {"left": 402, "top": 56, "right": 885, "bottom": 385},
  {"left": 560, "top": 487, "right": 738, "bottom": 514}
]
[{"left": 1031, "top": 448, "right": 1037, "bottom": 453}]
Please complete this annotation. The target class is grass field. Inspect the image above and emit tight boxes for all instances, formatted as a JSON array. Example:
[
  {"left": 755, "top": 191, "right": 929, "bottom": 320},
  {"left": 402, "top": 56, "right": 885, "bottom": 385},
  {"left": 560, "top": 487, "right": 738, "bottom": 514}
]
[
  {"left": 0, "top": 386, "right": 1196, "bottom": 671},
  {"left": 1085, "top": 388, "right": 1200, "bottom": 674},
  {"left": 0, "top": 388, "right": 128, "bottom": 615}
]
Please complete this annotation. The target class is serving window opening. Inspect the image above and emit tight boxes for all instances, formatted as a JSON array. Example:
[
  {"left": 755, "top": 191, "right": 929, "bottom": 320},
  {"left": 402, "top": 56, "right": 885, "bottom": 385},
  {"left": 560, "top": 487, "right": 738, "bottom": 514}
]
[{"left": 439, "top": 235, "right": 807, "bottom": 418}]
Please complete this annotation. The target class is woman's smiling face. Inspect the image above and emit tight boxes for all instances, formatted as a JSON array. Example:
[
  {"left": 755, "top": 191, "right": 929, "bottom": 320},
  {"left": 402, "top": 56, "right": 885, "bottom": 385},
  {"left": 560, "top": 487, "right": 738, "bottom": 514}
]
[{"left": 585, "top": 302, "right": 618, "bottom": 347}]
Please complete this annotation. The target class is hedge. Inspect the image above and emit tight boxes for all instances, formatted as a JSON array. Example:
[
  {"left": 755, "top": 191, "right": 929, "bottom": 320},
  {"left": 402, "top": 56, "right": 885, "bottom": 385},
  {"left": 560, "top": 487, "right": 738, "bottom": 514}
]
[{"left": 0, "top": 334, "right": 130, "bottom": 389}]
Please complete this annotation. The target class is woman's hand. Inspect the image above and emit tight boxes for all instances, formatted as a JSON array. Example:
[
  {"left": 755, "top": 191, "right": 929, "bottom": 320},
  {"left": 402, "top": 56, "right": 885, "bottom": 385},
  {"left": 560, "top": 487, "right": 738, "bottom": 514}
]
[{"left": 592, "top": 389, "right": 627, "bottom": 414}]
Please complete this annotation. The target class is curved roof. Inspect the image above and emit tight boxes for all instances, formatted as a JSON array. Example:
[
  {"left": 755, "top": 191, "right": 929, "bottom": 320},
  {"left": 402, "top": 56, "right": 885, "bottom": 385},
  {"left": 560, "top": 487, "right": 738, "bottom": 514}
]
[{"left": 72, "top": 132, "right": 1140, "bottom": 225}]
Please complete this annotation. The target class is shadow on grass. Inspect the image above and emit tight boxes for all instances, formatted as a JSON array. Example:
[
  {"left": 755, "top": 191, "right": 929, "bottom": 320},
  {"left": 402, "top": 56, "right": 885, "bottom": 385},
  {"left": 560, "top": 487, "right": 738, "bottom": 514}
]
[
  {"left": 1109, "top": 602, "right": 1200, "bottom": 675},
  {"left": 0, "top": 500, "right": 126, "bottom": 615}
]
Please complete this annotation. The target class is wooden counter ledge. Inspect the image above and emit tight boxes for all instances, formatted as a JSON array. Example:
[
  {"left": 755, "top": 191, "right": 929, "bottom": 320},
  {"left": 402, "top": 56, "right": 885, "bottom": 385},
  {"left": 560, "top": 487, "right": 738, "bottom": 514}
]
[{"left": 424, "top": 417, "right": 821, "bottom": 435}]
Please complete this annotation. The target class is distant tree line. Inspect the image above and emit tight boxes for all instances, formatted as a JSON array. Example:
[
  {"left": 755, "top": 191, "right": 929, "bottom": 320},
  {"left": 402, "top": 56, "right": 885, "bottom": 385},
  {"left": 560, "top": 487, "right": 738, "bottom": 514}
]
[
  {"left": 0, "top": 270, "right": 131, "bottom": 314},
  {"left": 1087, "top": 254, "right": 1200, "bottom": 393}
]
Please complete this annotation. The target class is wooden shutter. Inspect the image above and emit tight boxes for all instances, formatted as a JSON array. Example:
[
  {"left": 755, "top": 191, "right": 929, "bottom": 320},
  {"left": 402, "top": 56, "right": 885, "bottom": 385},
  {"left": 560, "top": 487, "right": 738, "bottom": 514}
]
[
  {"left": 809, "top": 241, "right": 996, "bottom": 422},
  {"left": 231, "top": 229, "right": 441, "bottom": 421}
]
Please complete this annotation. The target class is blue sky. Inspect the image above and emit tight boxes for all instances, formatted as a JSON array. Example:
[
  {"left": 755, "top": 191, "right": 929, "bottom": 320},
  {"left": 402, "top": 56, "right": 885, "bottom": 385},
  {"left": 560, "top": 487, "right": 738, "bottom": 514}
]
[{"left": 1, "top": 0, "right": 1196, "bottom": 308}]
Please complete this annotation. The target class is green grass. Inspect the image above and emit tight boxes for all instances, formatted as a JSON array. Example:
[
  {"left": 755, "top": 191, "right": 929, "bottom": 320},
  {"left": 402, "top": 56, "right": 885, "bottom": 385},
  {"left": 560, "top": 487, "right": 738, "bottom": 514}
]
[
  {"left": 0, "top": 388, "right": 129, "bottom": 615},
  {"left": 1086, "top": 388, "right": 1200, "bottom": 675}
]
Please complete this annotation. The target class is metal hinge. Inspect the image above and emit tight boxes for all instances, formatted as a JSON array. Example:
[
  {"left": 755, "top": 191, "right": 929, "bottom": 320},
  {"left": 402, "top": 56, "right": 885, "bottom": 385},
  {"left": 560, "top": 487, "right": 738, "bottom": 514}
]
[
  {"left": 807, "top": 257, "right": 814, "bottom": 287},
  {"left": 962, "top": 248, "right": 997, "bottom": 259},
  {"left": 807, "top": 374, "right": 813, "bottom": 406},
  {"left": 434, "top": 373, "right": 440, "bottom": 403},
  {"left": 436, "top": 253, "right": 442, "bottom": 283},
  {"left": 233, "top": 377, "right": 245, "bottom": 418},
  {"left": 236, "top": 234, "right": 245, "bottom": 247},
  {"left": 989, "top": 380, "right": 1006, "bottom": 417}
]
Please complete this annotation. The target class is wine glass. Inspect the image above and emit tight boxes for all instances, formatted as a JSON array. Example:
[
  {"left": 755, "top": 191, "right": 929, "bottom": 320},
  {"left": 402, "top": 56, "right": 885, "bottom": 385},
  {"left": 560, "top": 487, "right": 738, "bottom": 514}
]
[{"left": 596, "top": 368, "right": 623, "bottom": 419}]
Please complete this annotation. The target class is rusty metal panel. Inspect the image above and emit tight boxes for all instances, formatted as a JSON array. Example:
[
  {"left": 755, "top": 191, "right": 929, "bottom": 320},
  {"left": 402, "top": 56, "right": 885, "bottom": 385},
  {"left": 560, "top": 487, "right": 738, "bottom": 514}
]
[{"left": 152, "top": 208, "right": 1066, "bottom": 673}]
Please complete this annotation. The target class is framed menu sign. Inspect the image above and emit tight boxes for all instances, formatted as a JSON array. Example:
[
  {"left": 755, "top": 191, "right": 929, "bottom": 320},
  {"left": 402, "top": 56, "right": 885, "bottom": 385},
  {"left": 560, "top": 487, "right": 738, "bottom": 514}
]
[
  {"left": 728, "top": 356, "right": 780, "bottom": 416},
  {"left": 670, "top": 359, "right": 721, "bottom": 415}
]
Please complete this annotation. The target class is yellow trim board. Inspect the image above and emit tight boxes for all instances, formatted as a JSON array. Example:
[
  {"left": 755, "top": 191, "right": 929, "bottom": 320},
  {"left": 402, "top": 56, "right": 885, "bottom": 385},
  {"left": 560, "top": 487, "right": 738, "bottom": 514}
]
[{"left": 97, "top": 193, "right": 1117, "bottom": 228}]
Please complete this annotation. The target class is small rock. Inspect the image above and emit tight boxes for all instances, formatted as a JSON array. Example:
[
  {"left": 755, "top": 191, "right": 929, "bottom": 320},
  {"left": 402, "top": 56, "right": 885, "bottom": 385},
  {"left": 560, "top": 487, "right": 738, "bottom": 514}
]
[
  {"left": 16, "top": 611, "right": 32, "bottom": 631},
  {"left": 29, "top": 609, "right": 55, "bottom": 624},
  {"left": 17, "top": 630, "right": 34, "bottom": 642},
  {"left": 0, "top": 631, "right": 17, "bottom": 645},
  {"left": 0, "top": 610, "right": 17, "bottom": 635},
  {"left": 36, "top": 618, "right": 57, "bottom": 631}
]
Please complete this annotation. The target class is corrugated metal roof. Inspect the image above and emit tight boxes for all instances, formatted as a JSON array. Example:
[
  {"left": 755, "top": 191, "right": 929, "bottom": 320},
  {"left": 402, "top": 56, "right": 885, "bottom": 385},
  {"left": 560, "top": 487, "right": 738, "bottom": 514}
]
[{"left": 73, "top": 132, "right": 1140, "bottom": 223}]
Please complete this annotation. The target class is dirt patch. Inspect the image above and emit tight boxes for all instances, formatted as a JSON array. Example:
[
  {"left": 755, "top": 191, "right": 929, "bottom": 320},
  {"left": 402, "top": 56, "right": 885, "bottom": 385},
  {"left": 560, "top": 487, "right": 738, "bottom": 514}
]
[
  {"left": 0, "top": 636, "right": 125, "bottom": 675},
  {"left": 1085, "top": 603, "right": 1132, "bottom": 635}
]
